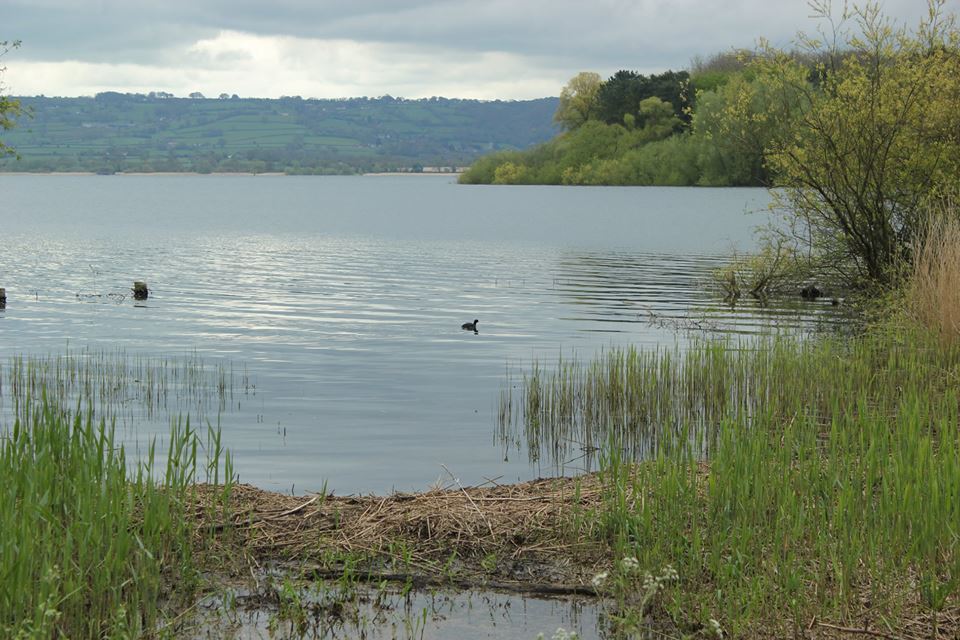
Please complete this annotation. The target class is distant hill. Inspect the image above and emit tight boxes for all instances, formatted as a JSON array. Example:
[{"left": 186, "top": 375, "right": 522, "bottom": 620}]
[{"left": 0, "top": 93, "right": 559, "bottom": 174}]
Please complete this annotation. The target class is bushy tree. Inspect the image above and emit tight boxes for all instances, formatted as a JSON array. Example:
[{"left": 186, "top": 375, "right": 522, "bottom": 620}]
[
  {"left": 745, "top": 1, "right": 960, "bottom": 286},
  {"left": 596, "top": 70, "right": 646, "bottom": 125},
  {"left": 693, "top": 73, "right": 781, "bottom": 186},
  {"left": 636, "top": 97, "right": 679, "bottom": 139},
  {"left": 0, "top": 40, "right": 24, "bottom": 158},
  {"left": 492, "top": 161, "right": 529, "bottom": 185},
  {"left": 554, "top": 72, "right": 602, "bottom": 131},
  {"left": 596, "top": 69, "right": 692, "bottom": 127}
]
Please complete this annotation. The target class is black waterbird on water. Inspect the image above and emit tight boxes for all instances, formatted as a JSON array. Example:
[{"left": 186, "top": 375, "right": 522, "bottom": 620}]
[{"left": 461, "top": 319, "right": 479, "bottom": 333}]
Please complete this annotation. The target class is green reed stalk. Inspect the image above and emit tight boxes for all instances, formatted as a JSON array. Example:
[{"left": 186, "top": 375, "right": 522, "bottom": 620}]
[
  {"left": 0, "top": 349, "right": 245, "bottom": 428},
  {"left": 0, "top": 390, "right": 232, "bottom": 638}
]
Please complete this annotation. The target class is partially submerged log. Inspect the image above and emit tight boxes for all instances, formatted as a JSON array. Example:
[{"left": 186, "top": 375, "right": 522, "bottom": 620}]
[
  {"left": 132, "top": 281, "right": 149, "bottom": 300},
  {"left": 0, "top": 288, "right": 6, "bottom": 308}
]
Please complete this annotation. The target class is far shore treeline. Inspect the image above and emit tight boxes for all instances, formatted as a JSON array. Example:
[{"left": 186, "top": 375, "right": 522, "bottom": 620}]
[{"left": 0, "top": 93, "right": 558, "bottom": 175}]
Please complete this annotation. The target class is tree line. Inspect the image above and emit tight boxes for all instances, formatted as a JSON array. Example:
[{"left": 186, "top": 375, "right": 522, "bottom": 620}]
[{"left": 0, "top": 91, "right": 559, "bottom": 175}]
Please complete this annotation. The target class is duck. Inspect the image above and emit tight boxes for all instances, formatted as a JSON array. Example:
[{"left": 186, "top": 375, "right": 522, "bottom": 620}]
[{"left": 461, "top": 319, "right": 479, "bottom": 332}]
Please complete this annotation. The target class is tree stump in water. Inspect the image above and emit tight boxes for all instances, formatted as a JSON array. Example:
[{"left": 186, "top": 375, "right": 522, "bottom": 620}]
[
  {"left": 133, "top": 281, "right": 149, "bottom": 300},
  {"left": 801, "top": 285, "right": 822, "bottom": 300},
  {"left": 0, "top": 288, "right": 6, "bottom": 309}
]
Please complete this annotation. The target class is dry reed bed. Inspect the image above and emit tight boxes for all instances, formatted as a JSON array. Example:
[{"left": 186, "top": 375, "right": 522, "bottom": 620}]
[
  {"left": 192, "top": 475, "right": 611, "bottom": 593},
  {"left": 909, "top": 213, "right": 960, "bottom": 345}
]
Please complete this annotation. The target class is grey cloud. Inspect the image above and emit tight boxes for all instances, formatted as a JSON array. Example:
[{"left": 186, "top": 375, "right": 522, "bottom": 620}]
[
  {"left": 4, "top": 1, "right": 214, "bottom": 63},
  {"left": 1, "top": 0, "right": 943, "bottom": 95}
]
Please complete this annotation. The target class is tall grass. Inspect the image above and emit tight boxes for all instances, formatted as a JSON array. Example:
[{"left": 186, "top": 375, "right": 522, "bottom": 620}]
[
  {"left": 505, "top": 331, "right": 960, "bottom": 635},
  {"left": 502, "top": 334, "right": 958, "bottom": 469},
  {"left": 907, "top": 213, "right": 960, "bottom": 346},
  {"left": 0, "top": 391, "right": 233, "bottom": 638}
]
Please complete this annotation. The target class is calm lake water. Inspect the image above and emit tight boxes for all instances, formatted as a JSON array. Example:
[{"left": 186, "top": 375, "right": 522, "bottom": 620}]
[{"left": 0, "top": 175, "right": 838, "bottom": 494}]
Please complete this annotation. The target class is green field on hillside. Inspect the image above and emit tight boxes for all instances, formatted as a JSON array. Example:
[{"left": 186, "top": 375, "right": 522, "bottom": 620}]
[{"left": 0, "top": 93, "right": 558, "bottom": 174}]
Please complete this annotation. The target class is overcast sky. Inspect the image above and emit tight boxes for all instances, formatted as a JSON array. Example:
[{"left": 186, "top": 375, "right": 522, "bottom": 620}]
[{"left": 0, "top": 0, "right": 948, "bottom": 100}]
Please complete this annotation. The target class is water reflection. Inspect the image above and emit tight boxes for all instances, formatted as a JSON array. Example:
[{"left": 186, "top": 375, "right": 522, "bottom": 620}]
[
  {"left": 551, "top": 249, "right": 848, "bottom": 336},
  {"left": 0, "top": 176, "right": 847, "bottom": 493},
  {"left": 188, "top": 584, "right": 605, "bottom": 640}
]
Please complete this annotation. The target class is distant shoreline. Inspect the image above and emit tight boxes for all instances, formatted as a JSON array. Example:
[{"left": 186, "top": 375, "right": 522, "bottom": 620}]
[
  {"left": 0, "top": 171, "right": 461, "bottom": 177},
  {"left": 361, "top": 171, "right": 462, "bottom": 177}
]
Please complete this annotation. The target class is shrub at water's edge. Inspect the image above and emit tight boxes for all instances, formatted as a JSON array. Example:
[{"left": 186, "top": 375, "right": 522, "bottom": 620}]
[
  {"left": 754, "top": 2, "right": 960, "bottom": 289},
  {"left": 0, "top": 396, "right": 233, "bottom": 638}
]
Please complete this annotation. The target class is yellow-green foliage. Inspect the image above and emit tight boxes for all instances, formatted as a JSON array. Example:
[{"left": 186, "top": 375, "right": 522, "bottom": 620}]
[
  {"left": 554, "top": 71, "right": 603, "bottom": 131},
  {"left": 492, "top": 161, "right": 529, "bottom": 185},
  {"left": 744, "top": 1, "right": 960, "bottom": 284},
  {"left": 460, "top": 111, "right": 709, "bottom": 187},
  {"left": 459, "top": 67, "right": 783, "bottom": 187}
]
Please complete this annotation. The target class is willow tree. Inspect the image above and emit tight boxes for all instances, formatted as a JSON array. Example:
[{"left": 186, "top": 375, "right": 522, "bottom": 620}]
[
  {"left": 0, "top": 40, "right": 24, "bottom": 158},
  {"left": 554, "top": 72, "right": 602, "bottom": 131},
  {"left": 736, "top": 1, "right": 960, "bottom": 286}
]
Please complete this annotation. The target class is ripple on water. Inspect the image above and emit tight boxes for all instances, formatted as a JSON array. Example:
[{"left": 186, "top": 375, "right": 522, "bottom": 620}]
[{"left": 0, "top": 177, "right": 846, "bottom": 493}]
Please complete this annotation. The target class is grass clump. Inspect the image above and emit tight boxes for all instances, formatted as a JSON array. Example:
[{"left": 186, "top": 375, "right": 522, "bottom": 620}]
[
  {"left": 0, "top": 392, "right": 233, "bottom": 638},
  {"left": 505, "top": 329, "right": 960, "bottom": 637}
]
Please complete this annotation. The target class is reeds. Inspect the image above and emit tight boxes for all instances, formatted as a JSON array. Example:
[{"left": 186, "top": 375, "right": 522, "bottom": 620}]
[
  {"left": 0, "top": 383, "right": 233, "bottom": 637},
  {"left": 503, "top": 331, "right": 960, "bottom": 635},
  {"left": 0, "top": 348, "right": 250, "bottom": 427},
  {"left": 502, "top": 333, "right": 959, "bottom": 468}
]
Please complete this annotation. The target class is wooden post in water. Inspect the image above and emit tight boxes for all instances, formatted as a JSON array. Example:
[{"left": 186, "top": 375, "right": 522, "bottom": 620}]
[
  {"left": 0, "top": 288, "right": 6, "bottom": 309},
  {"left": 132, "top": 281, "right": 149, "bottom": 301}
]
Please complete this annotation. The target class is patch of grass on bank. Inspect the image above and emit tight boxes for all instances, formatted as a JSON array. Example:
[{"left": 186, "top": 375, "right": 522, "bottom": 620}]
[
  {"left": 505, "top": 328, "right": 960, "bottom": 637},
  {"left": 0, "top": 393, "right": 233, "bottom": 638}
]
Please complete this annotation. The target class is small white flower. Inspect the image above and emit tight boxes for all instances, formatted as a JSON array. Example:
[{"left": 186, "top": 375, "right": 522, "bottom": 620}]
[
  {"left": 660, "top": 564, "right": 678, "bottom": 582},
  {"left": 620, "top": 556, "right": 640, "bottom": 572},
  {"left": 590, "top": 571, "right": 608, "bottom": 588},
  {"left": 708, "top": 618, "right": 724, "bottom": 638}
]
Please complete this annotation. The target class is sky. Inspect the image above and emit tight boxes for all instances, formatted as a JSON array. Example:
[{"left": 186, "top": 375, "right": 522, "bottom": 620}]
[{"left": 0, "top": 0, "right": 950, "bottom": 100}]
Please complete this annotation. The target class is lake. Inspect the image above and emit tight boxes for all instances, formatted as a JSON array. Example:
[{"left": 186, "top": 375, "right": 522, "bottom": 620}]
[{"left": 0, "top": 175, "right": 838, "bottom": 494}]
